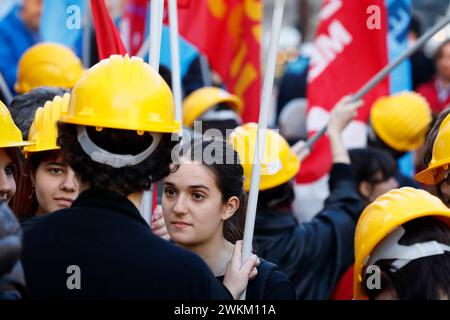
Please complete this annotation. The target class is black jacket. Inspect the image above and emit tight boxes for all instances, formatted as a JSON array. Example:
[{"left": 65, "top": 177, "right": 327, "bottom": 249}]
[
  {"left": 254, "top": 163, "right": 365, "bottom": 299},
  {"left": 217, "top": 258, "right": 296, "bottom": 300},
  {"left": 21, "top": 189, "right": 231, "bottom": 300}
]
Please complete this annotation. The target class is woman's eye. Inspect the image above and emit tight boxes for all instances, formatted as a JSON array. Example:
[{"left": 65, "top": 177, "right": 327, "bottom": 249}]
[
  {"left": 4, "top": 166, "right": 15, "bottom": 176},
  {"left": 192, "top": 192, "right": 205, "bottom": 200},
  {"left": 164, "top": 188, "right": 176, "bottom": 197},
  {"left": 48, "top": 168, "right": 64, "bottom": 175}
]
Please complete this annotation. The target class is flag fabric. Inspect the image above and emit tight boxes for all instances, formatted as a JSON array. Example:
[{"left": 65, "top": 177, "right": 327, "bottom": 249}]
[
  {"left": 386, "top": 0, "right": 412, "bottom": 93},
  {"left": 297, "top": 0, "right": 390, "bottom": 184},
  {"left": 91, "top": 0, "right": 127, "bottom": 60},
  {"left": 175, "top": 0, "right": 262, "bottom": 122},
  {"left": 120, "top": 0, "right": 148, "bottom": 56},
  {"left": 40, "top": 0, "right": 86, "bottom": 57},
  {"left": 386, "top": 0, "right": 414, "bottom": 178}
]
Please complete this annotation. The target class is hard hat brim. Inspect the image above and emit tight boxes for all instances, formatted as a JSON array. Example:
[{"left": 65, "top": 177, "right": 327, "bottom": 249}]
[{"left": 415, "top": 158, "right": 450, "bottom": 185}]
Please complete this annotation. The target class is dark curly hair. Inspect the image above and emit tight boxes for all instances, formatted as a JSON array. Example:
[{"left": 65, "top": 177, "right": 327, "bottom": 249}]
[{"left": 57, "top": 123, "right": 178, "bottom": 196}]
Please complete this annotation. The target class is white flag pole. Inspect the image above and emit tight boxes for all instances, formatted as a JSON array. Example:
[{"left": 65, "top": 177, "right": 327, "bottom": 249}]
[
  {"left": 168, "top": 0, "right": 183, "bottom": 128},
  {"left": 149, "top": 0, "right": 165, "bottom": 70},
  {"left": 240, "top": 0, "right": 285, "bottom": 300}
]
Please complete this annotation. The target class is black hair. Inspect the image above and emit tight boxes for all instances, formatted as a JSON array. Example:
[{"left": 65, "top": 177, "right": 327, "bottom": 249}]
[
  {"left": 8, "top": 87, "right": 69, "bottom": 139},
  {"left": 257, "top": 181, "right": 295, "bottom": 211},
  {"left": 364, "top": 217, "right": 450, "bottom": 300},
  {"left": 174, "top": 138, "right": 246, "bottom": 243},
  {"left": 349, "top": 147, "right": 397, "bottom": 187},
  {"left": 57, "top": 123, "right": 178, "bottom": 197}
]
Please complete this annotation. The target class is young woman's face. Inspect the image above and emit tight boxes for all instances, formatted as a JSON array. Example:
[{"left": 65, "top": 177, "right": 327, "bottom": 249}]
[
  {"left": 0, "top": 149, "right": 17, "bottom": 204},
  {"left": 361, "top": 171, "right": 399, "bottom": 204},
  {"left": 33, "top": 155, "right": 80, "bottom": 214},
  {"left": 162, "top": 161, "right": 237, "bottom": 247}
]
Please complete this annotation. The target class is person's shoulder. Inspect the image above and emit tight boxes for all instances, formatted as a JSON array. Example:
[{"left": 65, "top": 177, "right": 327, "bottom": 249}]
[{"left": 249, "top": 259, "right": 296, "bottom": 300}]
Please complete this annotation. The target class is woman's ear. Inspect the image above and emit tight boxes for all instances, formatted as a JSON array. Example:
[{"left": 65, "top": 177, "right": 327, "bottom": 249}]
[
  {"left": 359, "top": 181, "right": 372, "bottom": 201},
  {"left": 221, "top": 196, "right": 240, "bottom": 221}
]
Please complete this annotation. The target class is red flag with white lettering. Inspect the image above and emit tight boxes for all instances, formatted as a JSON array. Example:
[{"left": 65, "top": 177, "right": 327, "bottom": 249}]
[{"left": 297, "top": 0, "right": 390, "bottom": 183}]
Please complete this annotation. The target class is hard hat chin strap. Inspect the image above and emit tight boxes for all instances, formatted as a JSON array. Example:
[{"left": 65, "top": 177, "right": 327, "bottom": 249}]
[
  {"left": 367, "top": 226, "right": 450, "bottom": 272},
  {"left": 77, "top": 126, "right": 162, "bottom": 168}
]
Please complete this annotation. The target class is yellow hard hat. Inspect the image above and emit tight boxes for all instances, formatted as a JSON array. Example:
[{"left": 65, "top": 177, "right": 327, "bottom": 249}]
[
  {"left": 0, "top": 100, "right": 33, "bottom": 148},
  {"left": 182, "top": 87, "right": 243, "bottom": 128},
  {"left": 15, "top": 42, "right": 84, "bottom": 94},
  {"left": 416, "top": 113, "right": 450, "bottom": 185},
  {"left": 23, "top": 93, "right": 70, "bottom": 157},
  {"left": 59, "top": 55, "right": 180, "bottom": 133},
  {"left": 229, "top": 123, "right": 300, "bottom": 192},
  {"left": 370, "top": 92, "right": 432, "bottom": 152},
  {"left": 353, "top": 187, "right": 450, "bottom": 300}
]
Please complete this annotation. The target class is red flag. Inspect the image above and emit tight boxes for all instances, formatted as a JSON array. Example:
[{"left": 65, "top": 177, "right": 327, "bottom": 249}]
[
  {"left": 91, "top": 0, "right": 127, "bottom": 60},
  {"left": 176, "top": 0, "right": 262, "bottom": 122},
  {"left": 297, "top": 0, "right": 390, "bottom": 183}
]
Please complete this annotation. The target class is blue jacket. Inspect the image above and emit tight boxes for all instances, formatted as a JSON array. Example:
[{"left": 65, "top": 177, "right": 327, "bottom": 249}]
[
  {"left": 254, "top": 163, "right": 365, "bottom": 299},
  {"left": 0, "top": 5, "right": 39, "bottom": 94}
]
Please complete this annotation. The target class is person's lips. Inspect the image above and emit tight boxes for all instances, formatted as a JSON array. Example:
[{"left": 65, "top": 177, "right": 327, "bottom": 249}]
[
  {"left": 54, "top": 197, "right": 74, "bottom": 207},
  {"left": 171, "top": 220, "right": 192, "bottom": 230}
]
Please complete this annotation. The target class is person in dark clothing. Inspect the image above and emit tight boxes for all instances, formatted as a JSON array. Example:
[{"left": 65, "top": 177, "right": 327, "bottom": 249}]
[
  {"left": 354, "top": 188, "right": 450, "bottom": 300},
  {"left": 20, "top": 55, "right": 240, "bottom": 299},
  {"left": 368, "top": 92, "right": 432, "bottom": 188},
  {"left": 331, "top": 148, "right": 399, "bottom": 300},
  {"left": 13, "top": 94, "right": 80, "bottom": 221},
  {"left": 8, "top": 86, "right": 69, "bottom": 140},
  {"left": 0, "top": 203, "right": 27, "bottom": 300},
  {"left": 161, "top": 139, "right": 294, "bottom": 300},
  {"left": 276, "top": 55, "right": 309, "bottom": 122},
  {"left": 231, "top": 97, "right": 366, "bottom": 299},
  {"left": 348, "top": 148, "right": 399, "bottom": 205}
]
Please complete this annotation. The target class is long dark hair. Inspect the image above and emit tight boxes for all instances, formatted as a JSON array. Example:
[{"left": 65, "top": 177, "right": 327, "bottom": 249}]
[
  {"left": 4, "top": 148, "right": 22, "bottom": 214},
  {"left": 12, "top": 150, "right": 61, "bottom": 219},
  {"left": 175, "top": 138, "right": 246, "bottom": 243}
]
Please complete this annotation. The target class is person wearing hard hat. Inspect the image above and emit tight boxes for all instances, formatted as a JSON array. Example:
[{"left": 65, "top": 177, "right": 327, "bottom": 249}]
[
  {"left": 416, "top": 111, "right": 450, "bottom": 206},
  {"left": 417, "top": 25, "right": 450, "bottom": 114},
  {"left": 229, "top": 97, "right": 366, "bottom": 299},
  {"left": 0, "top": 100, "right": 33, "bottom": 206},
  {"left": 331, "top": 148, "right": 399, "bottom": 300},
  {"left": 0, "top": 202, "right": 27, "bottom": 299},
  {"left": 368, "top": 91, "right": 433, "bottom": 188},
  {"left": 182, "top": 87, "right": 243, "bottom": 136},
  {"left": 20, "top": 55, "right": 241, "bottom": 299},
  {"left": 0, "top": 0, "right": 42, "bottom": 93},
  {"left": 354, "top": 187, "right": 450, "bottom": 300},
  {"left": 13, "top": 94, "right": 79, "bottom": 220},
  {"left": 9, "top": 86, "right": 69, "bottom": 140},
  {"left": 160, "top": 138, "right": 294, "bottom": 300},
  {"left": 14, "top": 42, "right": 84, "bottom": 95}
]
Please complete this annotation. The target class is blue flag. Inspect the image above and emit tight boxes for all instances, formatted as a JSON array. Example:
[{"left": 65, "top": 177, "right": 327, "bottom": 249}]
[
  {"left": 386, "top": 0, "right": 415, "bottom": 177},
  {"left": 40, "top": 0, "right": 86, "bottom": 57}
]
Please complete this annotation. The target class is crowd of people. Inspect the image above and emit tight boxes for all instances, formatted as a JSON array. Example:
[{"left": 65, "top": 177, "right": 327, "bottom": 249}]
[{"left": 0, "top": 0, "right": 450, "bottom": 301}]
